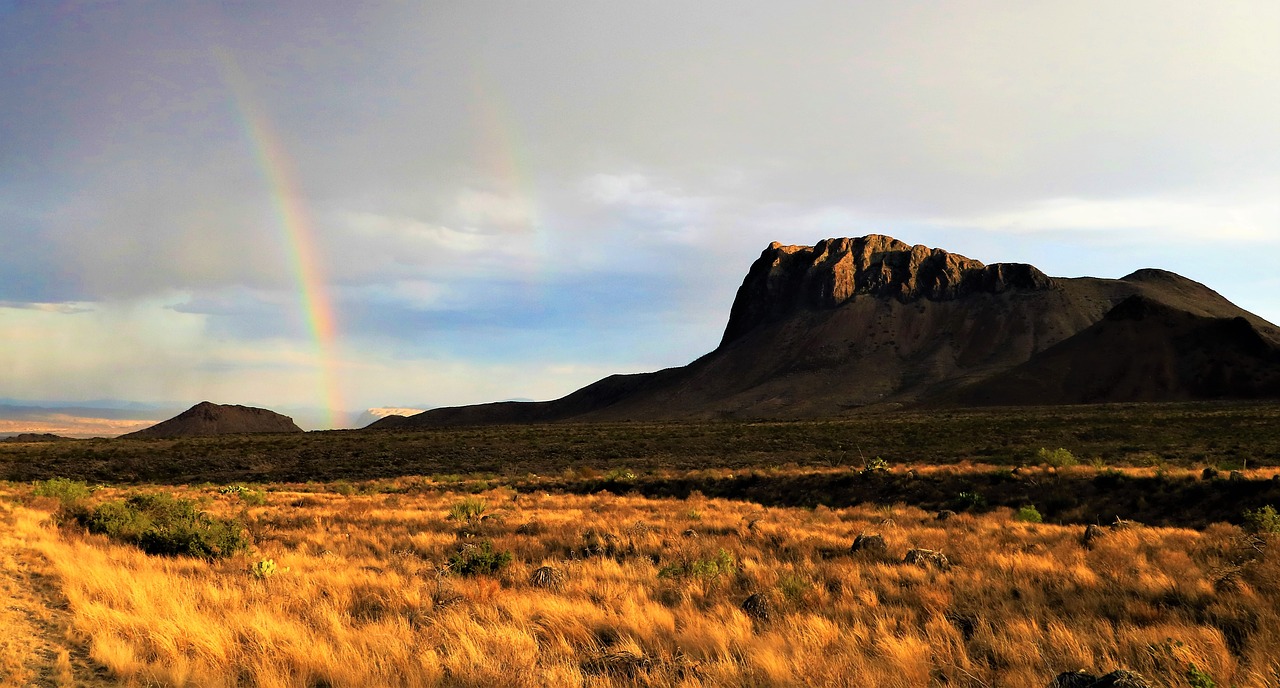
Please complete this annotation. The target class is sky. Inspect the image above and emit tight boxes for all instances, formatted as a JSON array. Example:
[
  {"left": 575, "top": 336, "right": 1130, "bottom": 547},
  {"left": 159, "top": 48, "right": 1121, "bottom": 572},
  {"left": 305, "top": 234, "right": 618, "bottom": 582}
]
[{"left": 1, "top": 1, "right": 1278, "bottom": 430}]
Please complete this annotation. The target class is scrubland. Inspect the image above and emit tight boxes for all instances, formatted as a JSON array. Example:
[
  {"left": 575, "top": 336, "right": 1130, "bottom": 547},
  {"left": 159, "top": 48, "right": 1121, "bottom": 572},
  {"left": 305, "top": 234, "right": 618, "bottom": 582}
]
[{"left": 4, "top": 472, "right": 1280, "bottom": 687}]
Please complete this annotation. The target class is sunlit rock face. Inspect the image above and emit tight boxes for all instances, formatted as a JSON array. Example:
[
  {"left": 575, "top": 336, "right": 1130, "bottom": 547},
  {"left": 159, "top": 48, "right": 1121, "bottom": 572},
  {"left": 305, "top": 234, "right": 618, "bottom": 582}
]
[{"left": 721, "top": 235, "right": 1052, "bottom": 346}]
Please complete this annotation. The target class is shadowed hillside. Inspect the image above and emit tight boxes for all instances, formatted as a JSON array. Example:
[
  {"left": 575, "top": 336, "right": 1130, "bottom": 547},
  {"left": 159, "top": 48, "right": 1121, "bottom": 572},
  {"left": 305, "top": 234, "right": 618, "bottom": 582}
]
[{"left": 374, "top": 236, "right": 1280, "bottom": 427}]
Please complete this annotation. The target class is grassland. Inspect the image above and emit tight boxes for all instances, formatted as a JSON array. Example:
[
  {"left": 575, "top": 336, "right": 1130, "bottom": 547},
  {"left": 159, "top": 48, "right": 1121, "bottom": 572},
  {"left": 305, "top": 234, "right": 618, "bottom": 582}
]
[
  {"left": 3, "top": 475, "right": 1280, "bottom": 687},
  {"left": 3, "top": 402, "right": 1280, "bottom": 686}
]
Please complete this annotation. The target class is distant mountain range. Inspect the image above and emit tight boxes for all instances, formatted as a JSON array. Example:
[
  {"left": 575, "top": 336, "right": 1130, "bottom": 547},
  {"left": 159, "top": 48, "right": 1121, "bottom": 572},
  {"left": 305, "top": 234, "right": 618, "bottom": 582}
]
[{"left": 372, "top": 234, "right": 1280, "bottom": 428}]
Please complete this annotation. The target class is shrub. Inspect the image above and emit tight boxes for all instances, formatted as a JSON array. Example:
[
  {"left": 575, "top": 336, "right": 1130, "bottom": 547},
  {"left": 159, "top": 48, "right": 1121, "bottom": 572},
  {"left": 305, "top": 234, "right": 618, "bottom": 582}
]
[
  {"left": 74, "top": 492, "right": 248, "bottom": 559},
  {"left": 1037, "top": 447, "right": 1078, "bottom": 468},
  {"left": 604, "top": 468, "right": 636, "bottom": 481},
  {"left": 220, "top": 484, "right": 267, "bottom": 506},
  {"left": 1186, "top": 664, "right": 1216, "bottom": 688},
  {"left": 954, "top": 491, "right": 986, "bottom": 510},
  {"left": 1243, "top": 504, "right": 1280, "bottom": 535},
  {"left": 448, "top": 541, "right": 512, "bottom": 577},
  {"left": 32, "top": 477, "right": 91, "bottom": 506},
  {"left": 448, "top": 497, "right": 487, "bottom": 523},
  {"left": 659, "top": 549, "right": 736, "bottom": 581},
  {"left": 860, "top": 457, "right": 890, "bottom": 476},
  {"left": 1014, "top": 505, "right": 1043, "bottom": 523}
]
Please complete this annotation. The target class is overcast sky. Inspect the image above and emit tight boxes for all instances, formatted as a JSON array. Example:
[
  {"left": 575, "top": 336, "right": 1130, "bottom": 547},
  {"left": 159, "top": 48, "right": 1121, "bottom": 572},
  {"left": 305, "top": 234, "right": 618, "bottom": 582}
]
[{"left": 2, "top": 1, "right": 1278, "bottom": 428}]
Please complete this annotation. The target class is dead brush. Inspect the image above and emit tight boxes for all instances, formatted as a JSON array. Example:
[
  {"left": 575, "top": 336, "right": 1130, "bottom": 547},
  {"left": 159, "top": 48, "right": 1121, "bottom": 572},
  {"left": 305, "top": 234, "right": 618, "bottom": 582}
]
[{"left": 528, "top": 565, "right": 565, "bottom": 591}]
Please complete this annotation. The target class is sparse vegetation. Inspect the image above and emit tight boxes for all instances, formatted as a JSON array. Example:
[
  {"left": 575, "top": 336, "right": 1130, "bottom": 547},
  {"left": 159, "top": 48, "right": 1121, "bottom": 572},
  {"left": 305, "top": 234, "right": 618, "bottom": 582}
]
[
  {"left": 1038, "top": 446, "right": 1079, "bottom": 468},
  {"left": 1243, "top": 504, "right": 1280, "bottom": 535}
]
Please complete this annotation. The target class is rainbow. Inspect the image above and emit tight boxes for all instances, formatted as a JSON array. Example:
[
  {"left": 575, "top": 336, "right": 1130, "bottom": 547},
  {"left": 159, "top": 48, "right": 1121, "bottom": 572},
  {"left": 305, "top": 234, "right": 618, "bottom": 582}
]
[{"left": 214, "top": 51, "right": 344, "bottom": 429}]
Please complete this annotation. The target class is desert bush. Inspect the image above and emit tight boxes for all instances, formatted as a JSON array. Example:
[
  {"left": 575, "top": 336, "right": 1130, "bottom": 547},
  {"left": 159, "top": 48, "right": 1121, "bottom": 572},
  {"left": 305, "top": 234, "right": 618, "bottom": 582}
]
[
  {"left": 447, "top": 540, "right": 512, "bottom": 576},
  {"left": 74, "top": 492, "right": 248, "bottom": 559},
  {"left": 860, "top": 456, "right": 890, "bottom": 475},
  {"left": 1242, "top": 504, "right": 1280, "bottom": 535},
  {"left": 1037, "top": 447, "right": 1078, "bottom": 468},
  {"left": 658, "top": 548, "right": 736, "bottom": 581},
  {"left": 1014, "top": 505, "right": 1043, "bottom": 523},
  {"left": 220, "top": 484, "right": 267, "bottom": 506},
  {"left": 32, "top": 477, "right": 91, "bottom": 506}
]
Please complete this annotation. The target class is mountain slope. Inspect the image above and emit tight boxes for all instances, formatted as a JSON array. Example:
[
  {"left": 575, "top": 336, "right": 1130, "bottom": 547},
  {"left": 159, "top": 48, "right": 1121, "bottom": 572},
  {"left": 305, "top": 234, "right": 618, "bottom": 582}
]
[
  {"left": 371, "top": 235, "right": 1280, "bottom": 427},
  {"left": 122, "top": 402, "right": 303, "bottom": 439}
]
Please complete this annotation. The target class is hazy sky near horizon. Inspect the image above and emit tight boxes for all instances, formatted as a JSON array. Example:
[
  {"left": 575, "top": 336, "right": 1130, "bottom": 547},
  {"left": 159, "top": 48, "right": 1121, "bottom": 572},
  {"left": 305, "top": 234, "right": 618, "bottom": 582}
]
[{"left": 2, "top": 1, "right": 1278, "bottom": 427}]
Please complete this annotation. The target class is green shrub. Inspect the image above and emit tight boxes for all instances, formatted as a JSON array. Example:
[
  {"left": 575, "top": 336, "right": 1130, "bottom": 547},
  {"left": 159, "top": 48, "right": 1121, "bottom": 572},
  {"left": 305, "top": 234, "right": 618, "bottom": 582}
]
[
  {"left": 954, "top": 491, "right": 987, "bottom": 510},
  {"left": 32, "top": 478, "right": 91, "bottom": 506},
  {"left": 778, "top": 574, "right": 811, "bottom": 602},
  {"left": 1186, "top": 664, "right": 1216, "bottom": 688},
  {"left": 220, "top": 484, "right": 267, "bottom": 506},
  {"left": 1243, "top": 504, "right": 1280, "bottom": 535},
  {"left": 1014, "top": 505, "right": 1043, "bottom": 523},
  {"left": 658, "top": 549, "right": 736, "bottom": 581},
  {"left": 448, "top": 541, "right": 512, "bottom": 577},
  {"left": 74, "top": 492, "right": 248, "bottom": 559},
  {"left": 448, "top": 497, "right": 488, "bottom": 522},
  {"left": 1036, "top": 447, "right": 1078, "bottom": 468}
]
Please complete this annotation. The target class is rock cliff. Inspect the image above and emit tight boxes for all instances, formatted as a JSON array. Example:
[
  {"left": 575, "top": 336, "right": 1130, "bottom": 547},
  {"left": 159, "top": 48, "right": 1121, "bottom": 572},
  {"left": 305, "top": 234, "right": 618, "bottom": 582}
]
[{"left": 721, "top": 236, "right": 1052, "bottom": 345}]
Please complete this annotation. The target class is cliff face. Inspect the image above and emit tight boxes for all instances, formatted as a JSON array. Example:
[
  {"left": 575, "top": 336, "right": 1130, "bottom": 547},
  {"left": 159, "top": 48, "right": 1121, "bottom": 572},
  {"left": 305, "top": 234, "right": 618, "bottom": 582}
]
[{"left": 720, "top": 235, "right": 1053, "bottom": 346}]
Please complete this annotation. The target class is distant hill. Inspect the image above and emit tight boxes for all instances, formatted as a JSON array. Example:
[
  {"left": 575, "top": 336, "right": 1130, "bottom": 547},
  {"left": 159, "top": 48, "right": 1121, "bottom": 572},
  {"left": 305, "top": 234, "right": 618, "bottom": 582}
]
[
  {"left": 121, "top": 402, "right": 303, "bottom": 439},
  {"left": 1, "top": 433, "right": 73, "bottom": 443},
  {"left": 370, "top": 235, "right": 1280, "bottom": 428}
]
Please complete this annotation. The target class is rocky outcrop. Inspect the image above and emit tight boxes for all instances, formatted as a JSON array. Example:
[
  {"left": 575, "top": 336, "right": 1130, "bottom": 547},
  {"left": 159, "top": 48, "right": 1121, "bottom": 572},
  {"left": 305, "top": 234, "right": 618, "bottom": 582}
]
[
  {"left": 122, "top": 402, "right": 303, "bottom": 439},
  {"left": 721, "top": 235, "right": 1052, "bottom": 346}
]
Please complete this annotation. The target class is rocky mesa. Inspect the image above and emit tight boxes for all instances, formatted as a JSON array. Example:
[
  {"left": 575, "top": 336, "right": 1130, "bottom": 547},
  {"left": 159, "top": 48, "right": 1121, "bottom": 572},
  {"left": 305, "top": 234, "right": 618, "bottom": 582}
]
[{"left": 371, "top": 235, "right": 1280, "bottom": 428}]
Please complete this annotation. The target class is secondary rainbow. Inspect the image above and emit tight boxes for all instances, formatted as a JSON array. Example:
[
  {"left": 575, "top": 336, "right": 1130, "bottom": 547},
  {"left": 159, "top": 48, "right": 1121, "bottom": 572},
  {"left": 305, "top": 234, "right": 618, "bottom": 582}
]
[{"left": 215, "top": 51, "right": 344, "bottom": 429}]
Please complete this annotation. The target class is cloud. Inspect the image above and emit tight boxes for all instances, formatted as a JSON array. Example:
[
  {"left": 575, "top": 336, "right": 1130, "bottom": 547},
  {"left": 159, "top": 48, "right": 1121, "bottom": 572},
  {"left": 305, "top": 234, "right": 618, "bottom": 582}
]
[{"left": 931, "top": 190, "right": 1280, "bottom": 245}]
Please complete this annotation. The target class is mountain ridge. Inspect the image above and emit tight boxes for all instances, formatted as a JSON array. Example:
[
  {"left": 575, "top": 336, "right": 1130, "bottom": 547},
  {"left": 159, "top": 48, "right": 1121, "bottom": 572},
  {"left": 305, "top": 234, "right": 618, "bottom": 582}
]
[{"left": 371, "top": 235, "right": 1280, "bottom": 428}]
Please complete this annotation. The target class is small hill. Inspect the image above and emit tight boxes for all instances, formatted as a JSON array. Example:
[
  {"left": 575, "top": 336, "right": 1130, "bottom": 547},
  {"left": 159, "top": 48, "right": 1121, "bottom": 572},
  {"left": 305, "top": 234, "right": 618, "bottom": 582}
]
[
  {"left": 370, "top": 235, "right": 1280, "bottom": 427},
  {"left": 1, "top": 433, "right": 73, "bottom": 443},
  {"left": 121, "top": 402, "right": 303, "bottom": 439}
]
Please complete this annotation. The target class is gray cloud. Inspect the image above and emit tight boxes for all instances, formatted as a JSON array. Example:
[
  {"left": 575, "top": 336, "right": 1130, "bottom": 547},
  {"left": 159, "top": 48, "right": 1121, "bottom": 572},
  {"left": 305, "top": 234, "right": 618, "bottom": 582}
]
[{"left": 1, "top": 1, "right": 1277, "bottom": 415}]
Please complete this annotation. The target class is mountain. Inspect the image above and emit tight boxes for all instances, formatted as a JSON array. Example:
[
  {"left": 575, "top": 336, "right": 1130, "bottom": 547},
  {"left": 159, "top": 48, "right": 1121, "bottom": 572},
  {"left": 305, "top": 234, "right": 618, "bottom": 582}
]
[
  {"left": 121, "top": 402, "right": 304, "bottom": 439},
  {"left": 370, "top": 235, "right": 1280, "bottom": 428}
]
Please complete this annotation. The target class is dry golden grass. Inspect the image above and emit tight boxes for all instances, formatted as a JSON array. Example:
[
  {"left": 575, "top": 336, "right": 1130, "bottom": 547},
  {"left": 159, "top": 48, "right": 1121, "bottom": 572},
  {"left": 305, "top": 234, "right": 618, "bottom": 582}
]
[{"left": 3, "top": 479, "right": 1280, "bottom": 687}]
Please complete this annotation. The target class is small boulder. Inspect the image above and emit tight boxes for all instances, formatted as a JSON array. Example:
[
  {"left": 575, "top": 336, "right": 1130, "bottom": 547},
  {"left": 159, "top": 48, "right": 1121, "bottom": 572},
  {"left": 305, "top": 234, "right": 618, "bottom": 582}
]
[
  {"left": 1047, "top": 670, "right": 1097, "bottom": 688},
  {"left": 1095, "top": 670, "right": 1152, "bottom": 688},
  {"left": 740, "top": 593, "right": 770, "bottom": 621},
  {"left": 1082, "top": 524, "right": 1104, "bottom": 547},
  {"left": 851, "top": 533, "right": 888, "bottom": 555},
  {"left": 904, "top": 548, "right": 951, "bottom": 571}
]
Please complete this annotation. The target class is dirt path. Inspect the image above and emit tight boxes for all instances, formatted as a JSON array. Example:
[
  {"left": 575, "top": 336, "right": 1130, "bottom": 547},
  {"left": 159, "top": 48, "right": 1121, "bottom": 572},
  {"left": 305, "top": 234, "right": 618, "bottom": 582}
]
[{"left": 0, "top": 502, "right": 111, "bottom": 687}]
